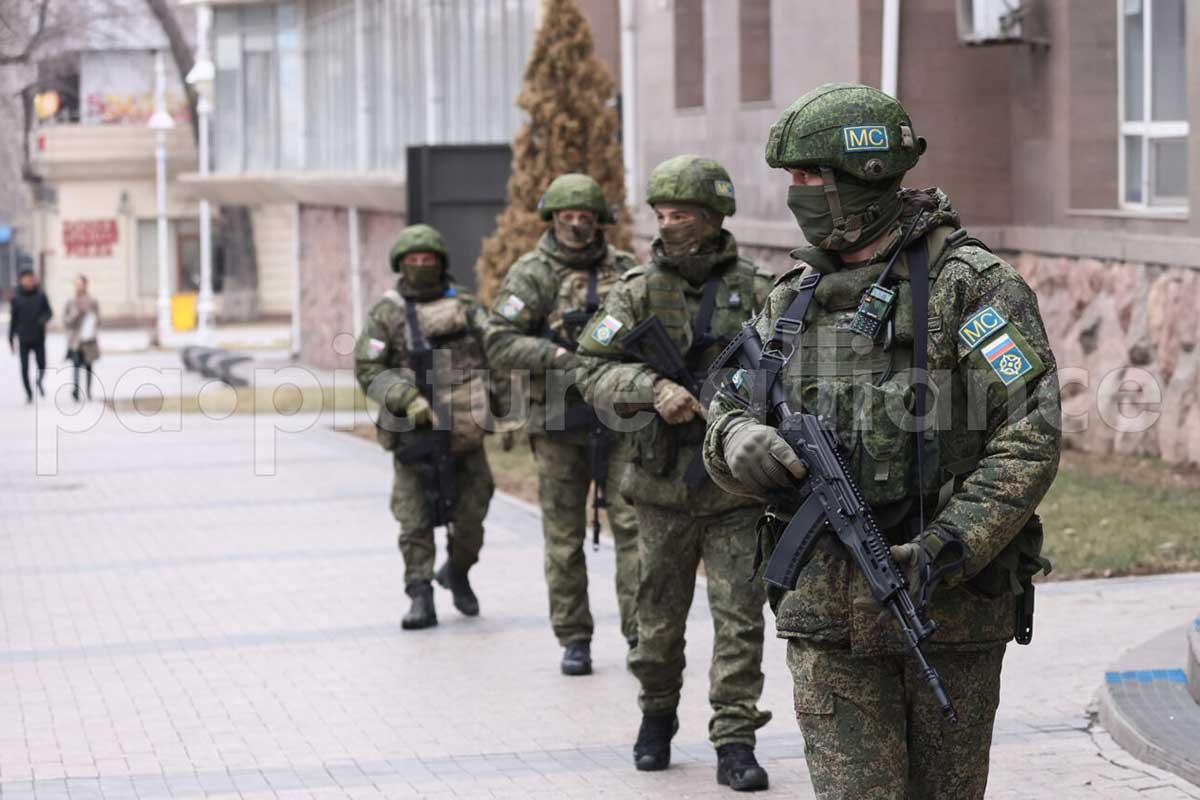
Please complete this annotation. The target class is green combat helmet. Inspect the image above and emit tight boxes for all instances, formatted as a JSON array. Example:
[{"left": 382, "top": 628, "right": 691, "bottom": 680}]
[
  {"left": 645, "top": 155, "right": 737, "bottom": 217},
  {"left": 389, "top": 223, "right": 449, "bottom": 273},
  {"left": 765, "top": 82, "right": 926, "bottom": 181},
  {"left": 538, "top": 173, "right": 616, "bottom": 224}
]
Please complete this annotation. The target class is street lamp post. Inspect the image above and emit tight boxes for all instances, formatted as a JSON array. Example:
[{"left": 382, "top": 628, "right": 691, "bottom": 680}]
[
  {"left": 149, "top": 50, "right": 176, "bottom": 345},
  {"left": 187, "top": 3, "right": 216, "bottom": 340}
]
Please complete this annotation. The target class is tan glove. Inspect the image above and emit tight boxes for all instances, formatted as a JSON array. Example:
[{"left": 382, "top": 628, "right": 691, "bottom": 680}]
[
  {"left": 653, "top": 378, "right": 705, "bottom": 425},
  {"left": 405, "top": 395, "right": 437, "bottom": 427},
  {"left": 724, "top": 420, "right": 808, "bottom": 494}
]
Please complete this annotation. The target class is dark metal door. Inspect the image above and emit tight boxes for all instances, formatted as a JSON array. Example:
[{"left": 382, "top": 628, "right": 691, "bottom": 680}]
[{"left": 406, "top": 145, "right": 512, "bottom": 294}]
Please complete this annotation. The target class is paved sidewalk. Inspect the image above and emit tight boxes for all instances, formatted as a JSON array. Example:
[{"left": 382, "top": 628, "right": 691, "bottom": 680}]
[{"left": 2, "top": 345, "right": 1199, "bottom": 799}]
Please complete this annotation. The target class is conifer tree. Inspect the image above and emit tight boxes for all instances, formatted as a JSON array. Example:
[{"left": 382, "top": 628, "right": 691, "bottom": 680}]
[{"left": 475, "top": 0, "right": 632, "bottom": 304}]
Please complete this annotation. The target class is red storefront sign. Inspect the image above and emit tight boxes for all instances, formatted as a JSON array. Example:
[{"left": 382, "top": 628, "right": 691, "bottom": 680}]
[{"left": 63, "top": 219, "right": 119, "bottom": 258}]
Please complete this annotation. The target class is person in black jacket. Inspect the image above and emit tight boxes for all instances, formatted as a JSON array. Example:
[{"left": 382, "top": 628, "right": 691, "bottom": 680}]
[{"left": 9, "top": 269, "right": 52, "bottom": 403}]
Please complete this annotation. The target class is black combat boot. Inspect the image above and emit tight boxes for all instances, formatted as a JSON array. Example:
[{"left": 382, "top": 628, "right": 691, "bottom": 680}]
[
  {"left": 715, "top": 743, "right": 769, "bottom": 792},
  {"left": 560, "top": 640, "right": 592, "bottom": 676},
  {"left": 435, "top": 561, "right": 479, "bottom": 616},
  {"left": 633, "top": 713, "right": 678, "bottom": 771},
  {"left": 401, "top": 581, "right": 437, "bottom": 630}
]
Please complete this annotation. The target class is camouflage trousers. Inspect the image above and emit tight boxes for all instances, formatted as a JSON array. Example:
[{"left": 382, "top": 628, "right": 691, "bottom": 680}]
[
  {"left": 531, "top": 432, "right": 639, "bottom": 646},
  {"left": 787, "top": 639, "right": 1006, "bottom": 800},
  {"left": 630, "top": 502, "right": 771, "bottom": 747},
  {"left": 391, "top": 447, "right": 495, "bottom": 588}
]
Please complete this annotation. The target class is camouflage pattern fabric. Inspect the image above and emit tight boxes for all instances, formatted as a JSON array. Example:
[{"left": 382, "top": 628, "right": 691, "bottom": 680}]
[
  {"left": 355, "top": 276, "right": 495, "bottom": 589},
  {"left": 765, "top": 83, "right": 925, "bottom": 181},
  {"left": 391, "top": 447, "right": 494, "bottom": 587},
  {"left": 704, "top": 190, "right": 1062, "bottom": 650},
  {"left": 532, "top": 434, "right": 639, "bottom": 645},
  {"left": 644, "top": 155, "right": 737, "bottom": 217},
  {"left": 575, "top": 230, "right": 774, "bottom": 514},
  {"left": 703, "top": 189, "right": 1060, "bottom": 794},
  {"left": 538, "top": 173, "right": 616, "bottom": 223},
  {"left": 631, "top": 502, "right": 771, "bottom": 747},
  {"left": 787, "top": 640, "right": 1005, "bottom": 800},
  {"left": 484, "top": 231, "right": 640, "bottom": 645},
  {"left": 388, "top": 223, "right": 450, "bottom": 272}
]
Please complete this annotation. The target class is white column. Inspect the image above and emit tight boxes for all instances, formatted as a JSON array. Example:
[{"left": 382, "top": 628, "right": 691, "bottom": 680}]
[
  {"left": 190, "top": 3, "right": 217, "bottom": 339},
  {"left": 422, "top": 1, "right": 442, "bottom": 144},
  {"left": 354, "top": 0, "right": 370, "bottom": 171},
  {"left": 290, "top": 202, "right": 302, "bottom": 357},
  {"left": 881, "top": 0, "right": 901, "bottom": 98},
  {"left": 347, "top": 207, "right": 363, "bottom": 335},
  {"left": 149, "top": 50, "right": 176, "bottom": 344},
  {"left": 619, "top": 0, "right": 639, "bottom": 207}
]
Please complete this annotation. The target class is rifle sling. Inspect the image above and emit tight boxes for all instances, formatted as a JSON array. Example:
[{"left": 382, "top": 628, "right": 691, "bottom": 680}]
[
  {"left": 756, "top": 271, "right": 821, "bottom": 418},
  {"left": 687, "top": 274, "right": 722, "bottom": 360}
]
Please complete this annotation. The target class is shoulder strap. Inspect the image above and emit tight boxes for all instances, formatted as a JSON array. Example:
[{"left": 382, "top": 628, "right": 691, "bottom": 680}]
[
  {"left": 687, "top": 274, "right": 722, "bottom": 357},
  {"left": 755, "top": 269, "right": 821, "bottom": 417},
  {"left": 586, "top": 268, "right": 599, "bottom": 312},
  {"left": 404, "top": 299, "right": 429, "bottom": 353}
]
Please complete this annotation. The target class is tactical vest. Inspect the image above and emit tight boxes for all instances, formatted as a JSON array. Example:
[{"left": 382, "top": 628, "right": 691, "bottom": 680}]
[
  {"left": 778, "top": 226, "right": 1049, "bottom": 601},
  {"left": 381, "top": 288, "right": 489, "bottom": 454}
]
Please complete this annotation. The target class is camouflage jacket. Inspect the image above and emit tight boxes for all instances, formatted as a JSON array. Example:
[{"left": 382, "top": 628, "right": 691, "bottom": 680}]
[
  {"left": 703, "top": 189, "right": 1062, "bottom": 652},
  {"left": 484, "top": 232, "right": 637, "bottom": 435},
  {"left": 576, "top": 231, "right": 775, "bottom": 513},
  {"left": 354, "top": 279, "right": 492, "bottom": 454}
]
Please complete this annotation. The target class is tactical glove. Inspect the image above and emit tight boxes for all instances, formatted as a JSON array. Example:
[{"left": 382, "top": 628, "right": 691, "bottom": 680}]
[
  {"left": 404, "top": 395, "right": 437, "bottom": 427},
  {"left": 653, "top": 378, "right": 705, "bottom": 425},
  {"left": 724, "top": 419, "right": 808, "bottom": 494}
]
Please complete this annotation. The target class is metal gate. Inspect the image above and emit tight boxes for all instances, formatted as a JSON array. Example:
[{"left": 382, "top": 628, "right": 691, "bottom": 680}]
[{"left": 406, "top": 144, "right": 512, "bottom": 293}]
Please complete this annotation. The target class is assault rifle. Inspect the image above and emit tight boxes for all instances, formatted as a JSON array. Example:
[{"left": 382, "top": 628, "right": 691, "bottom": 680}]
[
  {"left": 713, "top": 324, "right": 958, "bottom": 723},
  {"left": 620, "top": 315, "right": 709, "bottom": 490},
  {"left": 395, "top": 305, "right": 457, "bottom": 530}
]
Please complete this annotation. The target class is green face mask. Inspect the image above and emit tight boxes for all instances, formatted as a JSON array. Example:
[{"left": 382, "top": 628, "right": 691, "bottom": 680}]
[
  {"left": 787, "top": 177, "right": 902, "bottom": 252},
  {"left": 402, "top": 262, "right": 443, "bottom": 293}
]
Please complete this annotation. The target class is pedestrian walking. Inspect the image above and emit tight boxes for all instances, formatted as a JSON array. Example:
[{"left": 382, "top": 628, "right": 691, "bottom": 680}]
[
  {"left": 9, "top": 268, "right": 52, "bottom": 403},
  {"left": 63, "top": 274, "right": 100, "bottom": 401}
]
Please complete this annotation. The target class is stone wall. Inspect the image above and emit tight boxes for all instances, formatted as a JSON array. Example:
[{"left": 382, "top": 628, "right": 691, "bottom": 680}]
[
  {"left": 1014, "top": 253, "right": 1200, "bottom": 467},
  {"left": 297, "top": 206, "right": 407, "bottom": 370}
]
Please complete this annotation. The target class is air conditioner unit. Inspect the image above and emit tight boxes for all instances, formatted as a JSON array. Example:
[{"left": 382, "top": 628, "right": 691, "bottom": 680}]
[{"left": 956, "top": 0, "right": 1034, "bottom": 45}]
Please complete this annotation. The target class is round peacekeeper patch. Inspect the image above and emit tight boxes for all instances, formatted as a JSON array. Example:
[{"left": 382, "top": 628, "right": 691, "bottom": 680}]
[{"left": 591, "top": 314, "right": 624, "bottom": 345}]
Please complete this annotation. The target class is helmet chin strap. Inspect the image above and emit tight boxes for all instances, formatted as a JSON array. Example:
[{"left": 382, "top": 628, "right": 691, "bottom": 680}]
[{"left": 819, "top": 166, "right": 864, "bottom": 251}]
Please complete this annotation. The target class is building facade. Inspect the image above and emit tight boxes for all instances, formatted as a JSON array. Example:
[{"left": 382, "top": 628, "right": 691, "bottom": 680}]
[{"left": 622, "top": 0, "right": 1200, "bottom": 467}]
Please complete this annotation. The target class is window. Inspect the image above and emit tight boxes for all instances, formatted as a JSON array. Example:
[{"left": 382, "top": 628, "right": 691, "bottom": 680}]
[
  {"left": 1120, "top": 0, "right": 1188, "bottom": 209},
  {"left": 214, "top": 3, "right": 301, "bottom": 173},
  {"left": 739, "top": 0, "right": 771, "bottom": 102},
  {"left": 674, "top": 0, "right": 704, "bottom": 109}
]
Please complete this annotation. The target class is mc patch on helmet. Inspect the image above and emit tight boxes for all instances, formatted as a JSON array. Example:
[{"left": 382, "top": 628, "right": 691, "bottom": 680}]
[
  {"left": 842, "top": 125, "right": 890, "bottom": 153},
  {"left": 713, "top": 180, "right": 735, "bottom": 199}
]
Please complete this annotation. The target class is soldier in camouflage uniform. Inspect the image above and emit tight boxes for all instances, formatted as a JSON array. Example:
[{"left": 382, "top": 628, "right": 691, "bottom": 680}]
[
  {"left": 703, "top": 84, "right": 1062, "bottom": 799},
  {"left": 355, "top": 224, "right": 496, "bottom": 630},
  {"left": 484, "top": 174, "right": 640, "bottom": 676},
  {"left": 576, "top": 156, "right": 775, "bottom": 792}
]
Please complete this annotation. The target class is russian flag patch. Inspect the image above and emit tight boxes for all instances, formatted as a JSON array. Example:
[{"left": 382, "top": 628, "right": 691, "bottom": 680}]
[{"left": 981, "top": 332, "right": 1033, "bottom": 385}]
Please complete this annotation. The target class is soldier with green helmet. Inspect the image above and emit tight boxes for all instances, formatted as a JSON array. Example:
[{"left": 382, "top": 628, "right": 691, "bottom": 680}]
[
  {"left": 355, "top": 223, "right": 496, "bottom": 630},
  {"left": 484, "top": 173, "right": 640, "bottom": 676},
  {"left": 703, "top": 83, "right": 1061, "bottom": 799},
  {"left": 575, "top": 156, "right": 775, "bottom": 791}
]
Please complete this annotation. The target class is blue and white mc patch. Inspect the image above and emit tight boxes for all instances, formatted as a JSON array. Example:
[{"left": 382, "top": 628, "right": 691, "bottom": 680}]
[
  {"left": 957, "top": 305, "right": 1008, "bottom": 350},
  {"left": 981, "top": 332, "right": 1034, "bottom": 386},
  {"left": 842, "top": 124, "right": 890, "bottom": 153},
  {"left": 590, "top": 314, "right": 624, "bottom": 346},
  {"left": 713, "top": 180, "right": 735, "bottom": 199},
  {"left": 497, "top": 294, "right": 526, "bottom": 321}
]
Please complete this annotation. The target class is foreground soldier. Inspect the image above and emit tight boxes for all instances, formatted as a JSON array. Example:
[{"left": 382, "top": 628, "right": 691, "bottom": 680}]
[
  {"left": 485, "top": 174, "right": 640, "bottom": 676},
  {"left": 355, "top": 224, "right": 496, "bottom": 630},
  {"left": 576, "top": 156, "right": 774, "bottom": 791},
  {"left": 703, "top": 83, "right": 1061, "bottom": 799}
]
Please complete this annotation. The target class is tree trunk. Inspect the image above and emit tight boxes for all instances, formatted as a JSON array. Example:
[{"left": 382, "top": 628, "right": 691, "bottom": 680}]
[
  {"left": 219, "top": 205, "right": 259, "bottom": 322},
  {"left": 143, "top": 0, "right": 260, "bottom": 322}
]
